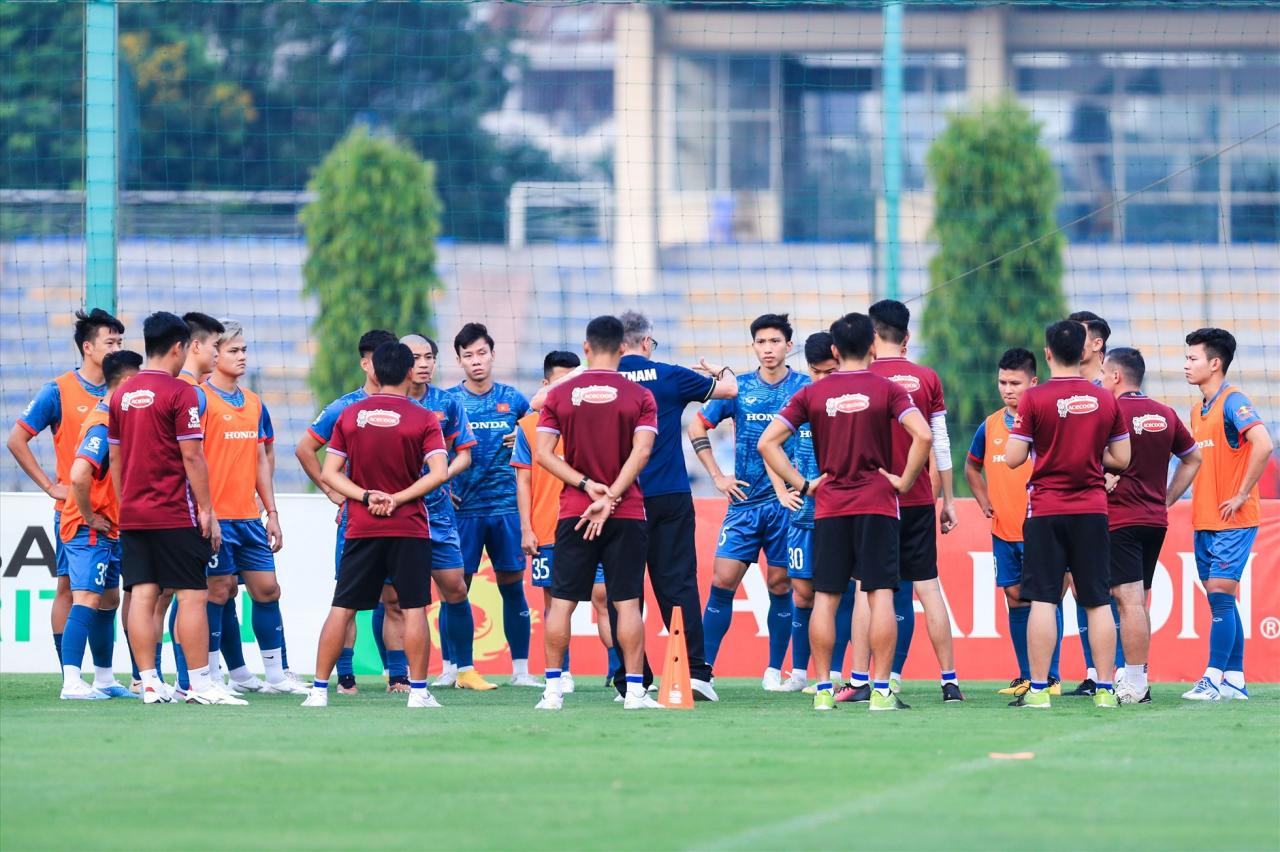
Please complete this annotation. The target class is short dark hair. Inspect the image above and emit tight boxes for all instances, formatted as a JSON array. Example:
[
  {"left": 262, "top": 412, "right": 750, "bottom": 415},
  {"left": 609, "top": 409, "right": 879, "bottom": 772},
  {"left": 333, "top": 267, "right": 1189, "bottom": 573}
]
[
  {"left": 73, "top": 308, "right": 124, "bottom": 355},
  {"left": 868, "top": 299, "right": 910, "bottom": 345},
  {"left": 372, "top": 342, "right": 414, "bottom": 386},
  {"left": 1045, "top": 320, "right": 1086, "bottom": 366},
  {"left": 804, "top": 332, "right": 835, "bottom": 365},
  {"left": 143, "top": 311, "right": 192, "bottom": 359},
  {"left": 182, "top": 312, "right": 224, "bottom": 343},
  {"left": 750, "top": 313, "right": 793, "bottom": 342},
  {"left": 543, "top": 350, "right": 581, "bottom": 379},
  {"left": 1105, "top": 346, "right": 1146, "bottom": 386},
  {"left": 585, "top": 315, "right": 625, "bottom": 353},
  {"left": 421, "top": 335, "right": 439, "bottom": 358},
  {"left": 830, "top": 312, "right": 874, "bottom": 361},
  {"left": 358, "top": 329, "right": 397, "bottom": 358},
  {"left": 997, "top": 347, "right": 1037, "bottom": 376},
  {"left": 102, "top": 350, "right": 143, "bottom": 386},
  {"left": 454, "top": 322, "right": 495, "bottom": 355},
  {"left": 1068, "top": 310, "right": 1111, "bottom": 352},
  {"left": 1185, "top": 327, "right": 1237, "bottom": 374}
]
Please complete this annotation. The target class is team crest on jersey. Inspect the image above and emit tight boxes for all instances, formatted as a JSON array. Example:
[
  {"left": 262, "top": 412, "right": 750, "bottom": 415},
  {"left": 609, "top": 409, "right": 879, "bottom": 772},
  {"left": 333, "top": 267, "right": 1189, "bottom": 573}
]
[
  {"left": 826, "top": 393, "right": 869, "bottom": 416},
  {"left": 571, "top": 385, "right": 618, "bottom": 406},
  {"left": 356, "top": 409, "right": 401, "bottom": 428},
  {"left": 1056, "top": 395, "right": 1098, "bottom": 418},
  {"left": 120, "top": 390, "right": 154, "bottom": 410},
  {"left": 85, "top": 436, "right": 102, "bottom": 453},
  {"left": 890, "top": 374, "right": 921, "bottom": 393},
  {"left": 1132, "top": 414, "right": 1168, "bottom": 435},
  {"left": 76, "top": 404, "right": 90, "bottom": 413},
  {"left": 496, "top": 403, "right": 511, "bottom": 413},
  {"left": 186, "top": 407, "right": 200, "bottom": 429},
  {"left": 1236, "top": 404, "right": 1256, "bottom": 420}
]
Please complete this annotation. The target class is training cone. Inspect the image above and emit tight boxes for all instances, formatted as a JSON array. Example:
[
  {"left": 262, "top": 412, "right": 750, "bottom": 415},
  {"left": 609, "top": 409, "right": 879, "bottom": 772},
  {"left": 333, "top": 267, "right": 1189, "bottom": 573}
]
[{"left": 658, "top": 606, "right": 694, "bottom": 710}]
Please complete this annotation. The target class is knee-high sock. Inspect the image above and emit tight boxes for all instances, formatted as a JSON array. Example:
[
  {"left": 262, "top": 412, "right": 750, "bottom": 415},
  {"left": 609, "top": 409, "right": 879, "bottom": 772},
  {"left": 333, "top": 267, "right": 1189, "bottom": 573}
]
[
  {"left": 220, "top": 598, "right": 246, "bottom": 672},
  {"left": 90, "top": 608, "right": 116, "bottom": 670},
  {"left": 1111, "top": 599, "right": 1125, "bottom": 669},
  {"left": 791, "top": 606, "right": 813, "bottom": 672},
  {"left": 607, "top": 645, "right": 621, "bottom": 677},
  {"left": 438, "top": 603, "right": 453, "bottom": 663},
  {"left": 387, "top": 649, "right": 408, "bottom": 679},
  {"left": 444, "top": 600, "right": 474, "bottom": 668},
  {"left": 1227, "top": 601, "right": 1245, "bottom": 674},
  {"left": 563, "top": 643, "right": 571, "bottom": 672},
  {"left": 169, "top": 601, "right": 190, "bottom": 690},
  {"left": 206, "top": 601, "right": 225, "bottom": 659},
  {"left": 1207, "top": 592, "right": 1237, "bottom": 670},
  {"left": 767, "top": 591, "right": 792, "bottom": 671},
  {"left": 893, "top": 582, "right": 914, "bottom": 673},
  {"left": 832, "top": 582, "right": 855, "bottom": 676},
  {"left": 53, "top": 632, "right": 63, "bottom": 666},
  {"left": 1051, "top": 604, "right": 1064, "bottom": 681},
  {"left": 250, "top": 598, "right": 285, "bottom": 652},
  {"left": 61, "top": 604, "right": 93, "bottom": 673},
  {"left": 122, "top": 621, "right": 141, "bottom": 680},
  {"left": 1008, "top": 605, "right": 1030, "bottom": 680},
  {"left": 1076, "top": 604, "right": 1095, "bottom": 670},
  {"left": 371, "top": 601, "right": 389, "bottom": 671},
  {"left": 336, "top": 646, "right": 355, "bottom": 678},
  {"left": 702, "top": 586, "right": 735, "bottom": 667},
  {"left": 498, "top": 582, "right": 531, "bottom": 661}
]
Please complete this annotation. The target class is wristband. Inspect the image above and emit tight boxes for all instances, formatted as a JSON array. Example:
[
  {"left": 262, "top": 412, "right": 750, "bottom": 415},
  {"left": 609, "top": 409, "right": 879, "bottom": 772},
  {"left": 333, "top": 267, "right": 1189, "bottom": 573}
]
[
  {"left": 799, "top": 480, "right": 811, "bottom": 497},
  {"left": 577, "top": 477, "right": 590, "bottom": 492},
  {"left": 362, "top": 490, "right": 371, "bottom": 506}
]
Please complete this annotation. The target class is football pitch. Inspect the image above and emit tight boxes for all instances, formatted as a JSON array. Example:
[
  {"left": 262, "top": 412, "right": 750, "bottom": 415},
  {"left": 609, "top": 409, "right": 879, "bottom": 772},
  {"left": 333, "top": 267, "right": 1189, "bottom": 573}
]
[{"left": 1, "top": 676, "right": 1276, "bottom": 851}]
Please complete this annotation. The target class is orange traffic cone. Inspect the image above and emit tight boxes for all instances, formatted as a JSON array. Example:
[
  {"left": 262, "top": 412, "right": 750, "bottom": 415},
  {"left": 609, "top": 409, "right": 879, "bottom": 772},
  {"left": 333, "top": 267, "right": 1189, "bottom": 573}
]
[{"left": 658, "top": 606, "right": 694, "bottom": 710}]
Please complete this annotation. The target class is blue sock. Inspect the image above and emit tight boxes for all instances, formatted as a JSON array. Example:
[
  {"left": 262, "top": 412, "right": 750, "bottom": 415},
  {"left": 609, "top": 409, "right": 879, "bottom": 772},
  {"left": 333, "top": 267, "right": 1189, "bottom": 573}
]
[
  {"left": 250, "top": 598, "right": 285, "bottom": 651},
  {"left": 563, "top": 644, "right": 571, "bottom": 672},
  {"left": 387, "top": 649, "right": 409, "bottom": 679},
  {"left": 893, "top": 583, "right": 914, "bottom": 674},
  {"left": 702, "top": 585, "right": 736, "bottom": 666},
  {"left": 1096, "top": 680, "right": 1113, "bottom": 691},
  {"left": 791, "top": 606, "right": 813, "bottom": 672},
  {"left": 832, "top": 582, "right": 855, "bottom": 675},
  {"left": 1207, "top": 592, "right": 1237, "bottom": 670},
  {"left": 313, "top": 679, "right": 328, "bottom": 690},
  {"left": 372, "top": 602, "right": 389, "bottom": 671},
  {"left": 1008, "top": 605, "right": 1031, "bottom": 680},
  {"left": 438, "top": 604, "right": 452, "bottom": 663},
  {"left": 1111, "top": 599, "right": 1125, "bottom": 669},
  {"left": 873, "top": 679, "right": 890, "bottom": 692},
  {"left": 1077, "top": 604, "right": 1095, "bottom": 669},
  {"left": 206, "top": 601, "right": 225, "bottom": 658},
  {"left": 546, "top": 668, "right": 561, "bottom": 681},
  {"left": 816, "top": 680, "right": 832, "bottom": 693},
  {"left": 606, "top": 645, "right": 621, "bottom": 677},
  {"left": 1051, "top": 605, "right": 1064, "bottom": 680},
  {"left": 168, "top": 601, "right": 189, "bottom": 690},
  {"left": 220, "top": 598, "right": 246, "bottom": 671},
  {"left": 53, "top": 632, "right": 63, "bottom": 665},
  {"left": 122, "top": 622, "right": 141, "bottom": 680},
  {"left": 336, "top": 647, "right": 355, "bottom": 678},
  {"left": 409, "top": 679, "right": 427, "bottom": 690},
  {"left": 61, "top": 605, "right": 93, "bottom": 671},
  {"left": 444, "top": 600, "right": 475, "bottom": 668},
  {"left": 1030, "top": 679, "right": 1048, "bottom": 691},
  {"left": 281, "top": 633, "right": 289, "bottom": 670},
  {"left": 498, "top": 582, "right": 531, "bottom": 662},
  {"left": 90, "top": 608, "right": 116, "bottom": 669},
  {"left": 767, "top": 591, "right": 792, "bottom": 670},
  {"left": 1227, "top": 601, "right": 1245, "bottom": 673}
]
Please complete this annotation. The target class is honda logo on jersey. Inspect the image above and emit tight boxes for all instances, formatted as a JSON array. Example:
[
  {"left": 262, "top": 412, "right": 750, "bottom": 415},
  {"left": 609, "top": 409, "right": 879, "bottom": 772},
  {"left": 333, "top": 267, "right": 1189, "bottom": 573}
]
[
  {"left": 1133, "top": 414, "right": 1168, "bottom": 435},
  {"left": 120, "top": 390, "right": 154, "bottom": 410},
  {"left": 826, "top": 394, "right": 869, "bottom": 416},
  {"left": 571, "top": 385, "right": 618, "bottom": 406},
  {"left": 1056, "top": 395, "right": 1099, "bottom": 418},
  {"left": 356, "top": 409, "right": 401, "bottom": 428}
]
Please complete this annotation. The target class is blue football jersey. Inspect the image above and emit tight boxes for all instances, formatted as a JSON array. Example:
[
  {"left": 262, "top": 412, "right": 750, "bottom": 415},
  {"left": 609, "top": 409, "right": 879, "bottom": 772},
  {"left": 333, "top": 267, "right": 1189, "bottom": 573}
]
[
  {"left": 413, "top": 384, "right": 477, "bottom": 520},
  {"left": 448, "top": 382, "right": 529, "bottom": 517},
  {"left": 698, "top": 368, "right": 810, "bottom": 508},
  {"left": 307, "top": 387, "right": 369, "bottom": 445},
  {"left": 790, "top": 422, "right": 818, "bottom": 529}
]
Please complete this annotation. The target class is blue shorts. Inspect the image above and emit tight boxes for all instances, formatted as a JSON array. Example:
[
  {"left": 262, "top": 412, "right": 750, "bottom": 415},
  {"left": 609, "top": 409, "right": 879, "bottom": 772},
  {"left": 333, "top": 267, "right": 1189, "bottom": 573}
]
[
  {"left": 458, "top": 513, "right": 524, "bottom": 574},
  {"left": 786, "top": 525, "right": 813, "bottom": 580},
  {"left": 429, "top": 514, "right": 465, "bottom": 572},
  {"left": 208, "top": 519, "right": 275, "bottom": 576},
  {"left": 1194, "top": 528, "right": 1258, "bottom": 583},
  {"left": 531, "top": 545, "right": 604, "bottom": 589},
  {"left": 63, "top": 528, "right": 121, "bottom": 593},
  {"left": 715, "top": 501, "right": 790, "bottom": 567},
  {"left": 993, "top": 537, "right": 1025, "bottom": 588},
  {"left": 53, "top": 509, "right": 69, "bottom": 577}
]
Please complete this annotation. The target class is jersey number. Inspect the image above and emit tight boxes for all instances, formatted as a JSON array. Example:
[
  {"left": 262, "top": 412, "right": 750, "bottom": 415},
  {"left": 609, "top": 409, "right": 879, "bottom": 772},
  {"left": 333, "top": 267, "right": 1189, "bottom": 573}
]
[
  {"left": 531, "top": 555, "right": 550, "bottom": 583},
  {"left": 788, "top": 547, "right": 804, "bottom": 574}
]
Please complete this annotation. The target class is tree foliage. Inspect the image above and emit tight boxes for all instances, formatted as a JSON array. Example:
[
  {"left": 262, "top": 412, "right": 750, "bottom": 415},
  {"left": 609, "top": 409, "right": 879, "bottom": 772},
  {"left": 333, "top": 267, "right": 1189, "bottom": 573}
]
[
  {"left": 922, "top": 98, "right": 1066, "bottom": 479},
  {"left": 301, "top": 127, "right": 442, "bottom": 406}
]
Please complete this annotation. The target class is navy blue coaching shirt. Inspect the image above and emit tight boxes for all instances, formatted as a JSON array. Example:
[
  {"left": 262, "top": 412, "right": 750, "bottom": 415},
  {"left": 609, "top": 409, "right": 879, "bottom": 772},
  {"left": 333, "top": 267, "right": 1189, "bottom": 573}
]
[{"left": 618, "top": 354, "right": 716, "bottom": 498}]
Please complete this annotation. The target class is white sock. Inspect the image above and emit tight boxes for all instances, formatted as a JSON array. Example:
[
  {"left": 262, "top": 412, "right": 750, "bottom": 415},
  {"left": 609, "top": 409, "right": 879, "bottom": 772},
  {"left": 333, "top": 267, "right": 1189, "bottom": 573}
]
[
  {"left": 890, "top": 671, "right": 901, "bottom": 682},
  {"left": 456, "top": 664, "right": 473, "bottom": 673},
  {"left": 626, "top": 676, "right": 645, "bottom": 698},
  {"left": 208, "top": 650, "right": 223, "bottom": 682},
  {"left": 229, "top": 665, "right": 252, "bottom": 683},
  {"left": 1087, "top": 667, "right": 1099, "bottom": 682},
  {"left": 139, "top": 668, "right": 160, "bottom": 687},
  {"left": 512, "top": 659, "right": 529, "bottom": 677},
  {"left": 261, "top": 648, "right": 285, "bottom": 683},
  {"left": 544, "top": 674, "right": 563, "bottom": 697},
  {"left": 62, "top": 665, "right": 83, "bottom": 689},
  {"left": 1224, "top": 670, "right": 1246, "bottom": 689},
  {"left": 1125, "top": 664, "right": 1148, "bottom": 690},
  {"left": 93, "top": 667, "right": 116, "bottom": 689},
  {"left": 189, "top": 665, "right": 213, "bottom": 693},
  {"left": 1204, "top": 667, "right": 1224, "bottom": 685},
  {"left": 828, "top": 670, "right": 842, "bottom": 683}
]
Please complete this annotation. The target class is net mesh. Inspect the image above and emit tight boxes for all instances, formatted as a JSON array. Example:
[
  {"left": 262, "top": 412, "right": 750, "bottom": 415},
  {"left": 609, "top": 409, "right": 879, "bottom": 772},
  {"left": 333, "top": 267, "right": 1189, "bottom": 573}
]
[{"left": 3, "top": 1, "right": 1277, "bottom": 494}]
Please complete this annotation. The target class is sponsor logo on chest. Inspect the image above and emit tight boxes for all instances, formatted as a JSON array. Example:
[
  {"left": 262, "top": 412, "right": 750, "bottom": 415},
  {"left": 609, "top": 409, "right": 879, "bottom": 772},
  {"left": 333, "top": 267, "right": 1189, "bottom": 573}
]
[
  {"left": 222, "top": 430, "right": 258, "bottom": 440},
  {"left": 572, "top": 385, "right": 618, "bottom": 406},
  {"left": 356, "top": 409, "right": 401, "bottom": 428},
  {"left": 1056, "top": 394, "right": 1098, "bottom": 418},
  {"left": 120, "top": 390, "right": 155, "bottom": 410},
  {"left": 889, "top": 374, "right": 921, "bottom": 393},
  {"left": 826, "top": 393, "right": 869, "bottom": 416},
  {"left": 744, "top": 412, "right": 773, "bottom": 423},
  {"left": 1132, "top": 413, "right": 1168, "bottom": 435}
]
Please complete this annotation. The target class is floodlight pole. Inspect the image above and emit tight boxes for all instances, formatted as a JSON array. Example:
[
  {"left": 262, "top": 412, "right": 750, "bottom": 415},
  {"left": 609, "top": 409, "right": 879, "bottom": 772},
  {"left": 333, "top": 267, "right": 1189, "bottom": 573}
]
[
  {"left": 85, "top": 0, "right": 118, "bottom": 313},
  {"left": 882, "top": 1, "right": 903, "bottom": 301}
]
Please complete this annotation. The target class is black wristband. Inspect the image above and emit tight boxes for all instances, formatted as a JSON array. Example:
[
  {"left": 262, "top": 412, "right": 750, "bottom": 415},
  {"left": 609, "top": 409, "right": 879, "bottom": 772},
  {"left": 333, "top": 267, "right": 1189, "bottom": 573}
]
[
  {"left": 799, "top": 480, "right": 811, "bottom": 497},
  {"left": 362, "top": 490, "right": 371, "bottom": 506},
  {"left": 577, "top": 477, "right": 590, "bottom": 492}
]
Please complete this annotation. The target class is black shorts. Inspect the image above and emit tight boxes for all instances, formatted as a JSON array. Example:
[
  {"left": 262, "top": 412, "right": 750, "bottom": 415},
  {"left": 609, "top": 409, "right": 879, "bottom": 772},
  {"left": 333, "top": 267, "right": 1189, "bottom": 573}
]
[
  {"left": 813, "top": 514, "right": 900, "bottom": 593},
  {"left": 552, "top": 517, "right": 647, "bottom": 603},
  {"left": 898, "top": 504, "right": 938, "bottom": 582},
  {"left": 1109, "top": 524, "right": 1167, "bottom": 590},
  {"left": 1022, "top": 514, "right": 1110, "bottom": 607},
  {"left": 334, "top": 537, "right": 432, "bottom": 610},
  {"left": 121, "top": 527, "right": 211, "bottom": 592}
]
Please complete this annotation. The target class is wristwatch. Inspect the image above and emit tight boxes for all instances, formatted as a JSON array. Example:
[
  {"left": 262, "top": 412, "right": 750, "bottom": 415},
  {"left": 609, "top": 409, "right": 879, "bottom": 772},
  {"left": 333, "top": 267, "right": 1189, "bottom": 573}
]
[
  {"left": 577, "top": 477, "right": 590, "bottom": 492},
  {"left": 362, "top": 490, "right": 371, "bottom": 506}
]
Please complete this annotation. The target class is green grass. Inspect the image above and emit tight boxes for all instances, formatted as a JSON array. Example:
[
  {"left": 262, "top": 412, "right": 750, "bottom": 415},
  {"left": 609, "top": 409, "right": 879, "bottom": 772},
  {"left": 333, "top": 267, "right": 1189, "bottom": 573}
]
[{"left": 2, "top": 676, "right": 1277, "bottom": 851}]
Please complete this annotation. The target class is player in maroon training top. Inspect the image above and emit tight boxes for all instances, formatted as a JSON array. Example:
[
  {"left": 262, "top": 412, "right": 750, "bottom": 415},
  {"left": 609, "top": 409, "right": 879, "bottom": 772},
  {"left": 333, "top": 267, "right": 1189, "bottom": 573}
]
[
  {"left": 107, "top": 311, "right": 233, "bottom": 705},
  {"left": 305, "top": 343, "right": 448, "bottom": 709},
  {"left": 1100, "top": 347, "right": 1201, "bottom": 704},
  {"left": 533, "top": 315, "right": 658, "bottom": 711},
  {"left": 864, "top": 299, "right": 962, "bottom": 702},
  {"left": 760, "top": 312, "right": 932, "bottom": 713},
  {"left": 1006, "top": 320, "right": 1131, "bottom": 710}
]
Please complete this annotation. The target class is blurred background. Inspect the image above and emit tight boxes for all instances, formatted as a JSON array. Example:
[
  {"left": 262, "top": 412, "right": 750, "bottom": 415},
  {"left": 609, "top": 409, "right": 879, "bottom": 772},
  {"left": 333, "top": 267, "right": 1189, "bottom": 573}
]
[{"left": 2, "top": 1, "right": 1277, "bottom": 494}]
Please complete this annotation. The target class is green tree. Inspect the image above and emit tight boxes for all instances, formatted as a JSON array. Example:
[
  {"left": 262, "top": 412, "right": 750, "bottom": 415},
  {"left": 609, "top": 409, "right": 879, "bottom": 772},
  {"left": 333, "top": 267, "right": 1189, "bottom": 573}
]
[
  {"left": 301, "top": 127, "right": 442, "bottom": 406},
  {"left": 922, "top": 98, "right": 1066, "bottom": 482}
]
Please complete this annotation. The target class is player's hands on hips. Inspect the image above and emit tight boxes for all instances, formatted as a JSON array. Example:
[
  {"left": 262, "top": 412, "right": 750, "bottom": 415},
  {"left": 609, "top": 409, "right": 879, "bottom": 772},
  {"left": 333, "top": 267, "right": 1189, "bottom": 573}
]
[
  {"left": 521, "top": 528, "right": 538, "bottom": 557},
  {"left": 775, "top": 485, "right": 803, "bottom": 512},
  {"left": 714, "top": 473, "right": 749, "bottom": 502},
  {"left": 86, "top": 512, "right": 114, "bottom": 536},
  {"left": 877, "top": 468, "right": 911, "bottom": 495},
  {"left": 502, "top": 428, "right": 517, "bottom": 450},
  {"left": 47, "top": 482, "right": 69, "bottom": 502},
  {"left": 940, "top": 500, "right": 959, "bottom": 534},
  {"left": 979, "top": 501, "right": 994, "bottom": 519},
  {"left": 265, "top": 512, "right": 284, "bottom": 552},
  {"left": 324, "top": 487, "right": 345, "bottom": 508},
  {"left": 1104, "top": 472, "right": 1120, "bottom": 493},
  {"left": 1219, "top": 493, "right": 1249, "bottom": 522},
  {"left": 575, "top": 496, "right": 613, "bottom": 541}
]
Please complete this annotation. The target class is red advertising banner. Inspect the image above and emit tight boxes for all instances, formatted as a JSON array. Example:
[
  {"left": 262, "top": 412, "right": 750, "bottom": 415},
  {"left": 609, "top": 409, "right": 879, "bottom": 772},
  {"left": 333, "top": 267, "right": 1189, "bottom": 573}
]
[{"left": 549, "top": 499, "right": 1278, "bottom": 682}]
